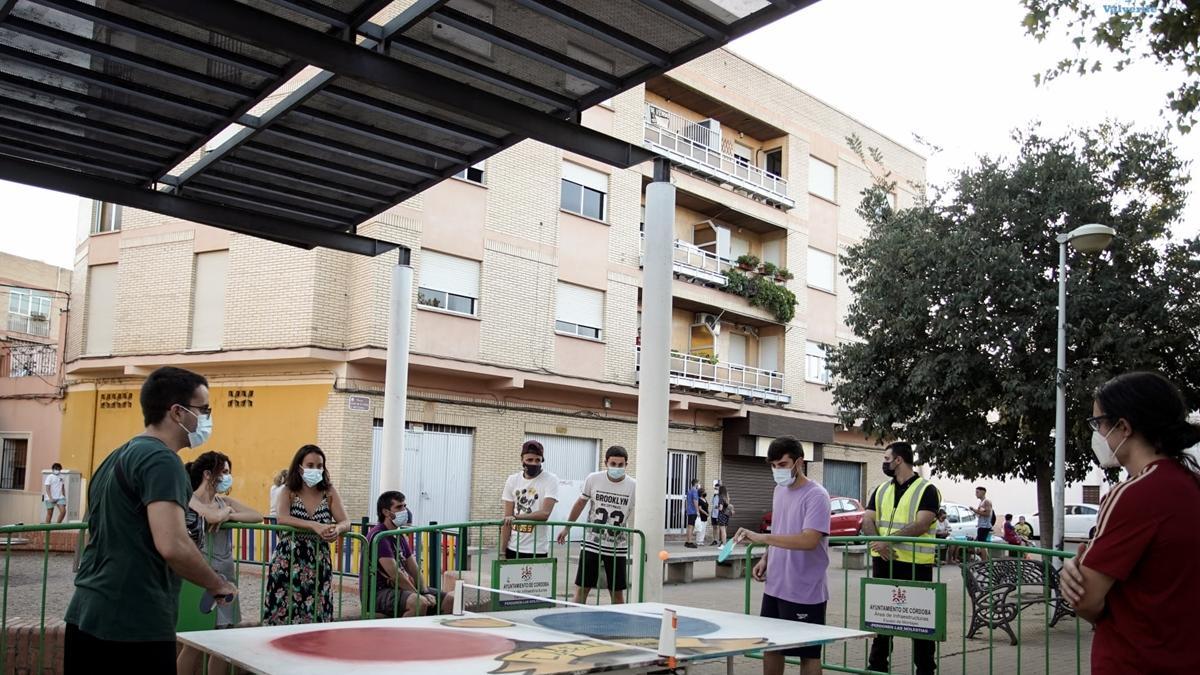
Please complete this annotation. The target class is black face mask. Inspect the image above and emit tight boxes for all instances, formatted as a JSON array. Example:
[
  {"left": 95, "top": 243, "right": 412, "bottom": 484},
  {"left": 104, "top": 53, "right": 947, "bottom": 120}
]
[
  {"left": 524, "top": 463, "right": 542, "bottom": 478},
  {"left": 882, "top": 460, "right": 896, "bottom": 478}
]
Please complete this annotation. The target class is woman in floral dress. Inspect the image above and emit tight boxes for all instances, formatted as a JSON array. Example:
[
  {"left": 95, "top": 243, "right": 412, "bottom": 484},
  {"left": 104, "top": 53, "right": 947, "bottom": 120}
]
[{"left": 262, "top": 444, "right": 351, "bottom": 625}]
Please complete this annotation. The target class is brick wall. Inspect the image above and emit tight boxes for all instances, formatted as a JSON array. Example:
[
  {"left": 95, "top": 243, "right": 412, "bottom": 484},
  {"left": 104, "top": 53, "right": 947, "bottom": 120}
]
[
  {"left": 4, "top": 617, "right": 64, "bottom": 675},
  {"left": 223, "top": 234, "right": 318, "bottom": 350},
  {"left": 112, "top": 231, "right": 194, "bottom": 354},
  {"left": 477, "top": 240, "right": 557, "bottom": 369}
]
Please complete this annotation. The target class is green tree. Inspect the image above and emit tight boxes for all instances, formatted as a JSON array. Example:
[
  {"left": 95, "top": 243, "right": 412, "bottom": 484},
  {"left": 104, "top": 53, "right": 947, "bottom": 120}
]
[
  {"left": 1021, "top": 0, "right": 1200, "bottom": 132},
  {"left": 831, "top": 124, "right": 1200, "bottom": 547}
]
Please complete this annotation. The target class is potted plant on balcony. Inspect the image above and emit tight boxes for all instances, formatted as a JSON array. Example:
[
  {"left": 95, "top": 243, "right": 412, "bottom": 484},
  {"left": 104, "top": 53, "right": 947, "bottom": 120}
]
[
  {"left": 735, "top": 254, "right": 760, "bottom": 271},
  {"left": 775, "top": 267, "right": 794, "bottom": 282},
  {"left": 758, "top": 261, "right": 779, "bottom": 278}
]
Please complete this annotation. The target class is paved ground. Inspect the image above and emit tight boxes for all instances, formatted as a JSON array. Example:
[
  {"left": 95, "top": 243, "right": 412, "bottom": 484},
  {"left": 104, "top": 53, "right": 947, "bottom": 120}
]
[{"left": 1, "top": 545, "right": 1091, "bottom": 673}]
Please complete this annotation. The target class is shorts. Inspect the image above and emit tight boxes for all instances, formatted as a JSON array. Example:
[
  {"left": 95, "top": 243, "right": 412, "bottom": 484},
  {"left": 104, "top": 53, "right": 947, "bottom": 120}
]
[
  {"left": 686, "top": 514, "right": 698, "bottom": 527},
  {"left": 575, "top": 549, "right": 628, "bottom": 592},
  {"left": 44, "top": 498, "right": 66, "bottom": 508},
  {"left": 65, "top": 623, "right": 175, "bottom": 674},
  {"left": 760, "top": 595, "right": 827, "bottom": 659},
  {"left": 505, "top": 548, "right": 542, "bottom": 560},
  {"left": 715, "top": 512, "right": 731, "bottom": 526},
  {"left": 976, "top": 528, "right": 992, "bottom": 542},
  {"left": 375, "top": 587, "right": 417, "bottom": 617}
]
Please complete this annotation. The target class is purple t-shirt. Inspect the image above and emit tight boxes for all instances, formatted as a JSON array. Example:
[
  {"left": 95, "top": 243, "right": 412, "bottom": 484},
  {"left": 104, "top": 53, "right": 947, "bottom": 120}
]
[
  {"left": 363, "top": 523, "right": 413, "bottom": 589},
  {"left": 765, "top": 479, "right": 831, "bottom": 604}
]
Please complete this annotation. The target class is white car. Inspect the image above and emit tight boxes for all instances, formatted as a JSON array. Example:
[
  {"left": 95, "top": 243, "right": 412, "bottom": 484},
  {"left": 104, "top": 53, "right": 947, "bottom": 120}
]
[{"left": 1019, "top": 504, "right": 1099, "bottom": 541}]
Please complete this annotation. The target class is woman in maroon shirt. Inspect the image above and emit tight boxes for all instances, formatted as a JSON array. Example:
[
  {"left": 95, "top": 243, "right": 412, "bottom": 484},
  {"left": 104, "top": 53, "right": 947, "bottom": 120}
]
[{"left": 1061, "top": 371, "right": 1200, "bottom": 674}]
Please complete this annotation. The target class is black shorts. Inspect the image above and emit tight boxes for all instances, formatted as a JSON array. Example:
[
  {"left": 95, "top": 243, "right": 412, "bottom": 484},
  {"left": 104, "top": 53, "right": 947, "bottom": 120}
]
[
  {"left": 65, "top": 623, "right": 176, "bottom": 675},
  {"left": 686, "top": 513, "right": 698, "bottom": 526},
  {"left": 575, "top": 549, "right": 628, "bottom": 592},
  {"left": 976, "top": 527, "right": 992, "bottom": 542},
  {"left": 760, "top": 595, "right": 827, "bottom": 659},
  {"left": 375, "top": 587, "right": 418, "bottom": 617},
  {"left": 505, "top": 548, "right": 542, "bottom": 560}
]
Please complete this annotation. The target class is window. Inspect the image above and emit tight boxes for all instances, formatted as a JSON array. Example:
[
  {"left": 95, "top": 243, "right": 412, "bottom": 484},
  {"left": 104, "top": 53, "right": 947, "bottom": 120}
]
[
  {"left": 564, "top": 44, "right": 614, "bottom": 97},
  {"left": 431, "top": 0, "right": 493, "bottom": 58},
  {"left": 764, "top": 148, "right": 783, "bottom": 177},
  {"left": 453, "top": 161, "right": 486, "bottom": 185},
  {"left": 808, "top": 156, "right": 836, "bottom": 202},
  {"left": 190, "top": 251, "right": 228, "bottom": 349},
  {"left": 0, "top": 438, "right": 27, "bottom": 490},
  {"left": 805, "top": 340, "right": 830, "bottom": 384},
  {"left": 560, "top": 162, "right": 607, "bottom": 221},
  {"left": 733, "top": 142, "right": 753, "bottom": 167},
  {"left": 418, "top": 250, "right": 480, "bottom": 316},
  {"left": 807, "top": 247, "right": 836, "bottom": 292},
  {"left": 555, "top": 282, "right": 604, "bottom": 340},
  {"left": 85, "top": 264, "right": 118, "bottom": 355},
  {"left": 7, "top": 288, "right": 52, "bottom": 337},
  {"left": 91, "top": 201, "right": 121, "bottom": 233},
  {"left": 1082, "top": 485, "right": 1101, "bottom": 505}
]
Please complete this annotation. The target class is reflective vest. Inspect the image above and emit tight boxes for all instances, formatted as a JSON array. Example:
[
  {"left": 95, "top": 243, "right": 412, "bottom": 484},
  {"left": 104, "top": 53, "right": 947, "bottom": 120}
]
[{"left": 872, "top": 478, "right": 939, "bottom": 564}]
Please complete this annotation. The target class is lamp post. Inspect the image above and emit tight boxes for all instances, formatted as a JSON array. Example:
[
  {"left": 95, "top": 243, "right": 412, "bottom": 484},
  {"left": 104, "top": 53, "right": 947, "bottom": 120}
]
[{"left": 1053, "top": 223, "right": 1115, "bottom": 553}]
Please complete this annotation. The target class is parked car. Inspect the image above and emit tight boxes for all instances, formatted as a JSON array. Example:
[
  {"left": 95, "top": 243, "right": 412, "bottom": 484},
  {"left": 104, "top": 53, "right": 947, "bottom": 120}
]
[
  {"left": 942, "top": 501, "right": 1004, "bottom": 544},
  {"left": 759, "top": 496, "right": 864, "bottom": 537},
  {"left": 1018, "top": 504, "right": 1099, "bottom": 541}
]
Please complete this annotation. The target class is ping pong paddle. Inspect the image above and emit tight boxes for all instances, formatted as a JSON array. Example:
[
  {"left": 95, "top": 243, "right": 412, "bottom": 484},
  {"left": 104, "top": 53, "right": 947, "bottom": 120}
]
[
  {"left": 199, "top": 575, "right": 234, "bottom": 614},
  {"left": 716, "top": 539, "right": 736, "bottom": 563}
]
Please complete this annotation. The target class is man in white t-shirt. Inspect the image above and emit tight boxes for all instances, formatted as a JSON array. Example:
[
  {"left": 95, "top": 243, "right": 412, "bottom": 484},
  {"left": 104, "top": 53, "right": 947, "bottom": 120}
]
[
  {"left": 558, "top": 446, "right": 636, "bottom": 603},
  {"left": 501, "top": 440, "right": 559, "bottom": 558},
  {"left": 43, "top": 462, "right": 67, "bottom": 523}
]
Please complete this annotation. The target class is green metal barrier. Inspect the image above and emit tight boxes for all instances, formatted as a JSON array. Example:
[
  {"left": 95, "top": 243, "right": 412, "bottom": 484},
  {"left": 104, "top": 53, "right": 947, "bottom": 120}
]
[
  {"left": 364, "top": 520, "right": 647, "bottom": 617},
  {"left": 742, "top": 535, "right": 1083, "bottom": 675},
  {"left": 0, "top": 522, "right": 87, "bottom": 675}
]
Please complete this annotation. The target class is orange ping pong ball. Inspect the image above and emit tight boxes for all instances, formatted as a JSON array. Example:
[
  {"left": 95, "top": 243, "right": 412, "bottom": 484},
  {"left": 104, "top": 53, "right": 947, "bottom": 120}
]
[{"left": 658, "top": 550, "right": 670, "bottom": 561}]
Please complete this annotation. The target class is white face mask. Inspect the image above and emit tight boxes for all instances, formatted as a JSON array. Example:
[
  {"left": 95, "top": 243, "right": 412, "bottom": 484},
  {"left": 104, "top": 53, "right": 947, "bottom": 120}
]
[
  {"left": 302, "top": 467, "right": 324, "bottom": 487},
  {"left": 772, "top": 467, "right": 795, "bottom": 487},
  {"left": 1091, "top": 423, "right": 1129, "bottom": 469},
  {"left": 177, "top": 406, "right": 212, "bottom": 448}
]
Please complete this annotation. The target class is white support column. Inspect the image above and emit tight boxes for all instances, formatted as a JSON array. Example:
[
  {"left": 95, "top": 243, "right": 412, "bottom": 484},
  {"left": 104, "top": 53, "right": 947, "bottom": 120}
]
[
  {"left": 378, "top": 255, "right": 413, "bottom": 499},
  {"left": 634, "top": 159, "right": 674, "bottom": 601}
]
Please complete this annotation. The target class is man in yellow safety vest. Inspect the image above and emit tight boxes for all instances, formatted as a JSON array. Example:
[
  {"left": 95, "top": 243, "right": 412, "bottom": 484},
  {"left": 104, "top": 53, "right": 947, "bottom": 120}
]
[{"left": 862, "top": 441, "right": 941, "bottom": 675}]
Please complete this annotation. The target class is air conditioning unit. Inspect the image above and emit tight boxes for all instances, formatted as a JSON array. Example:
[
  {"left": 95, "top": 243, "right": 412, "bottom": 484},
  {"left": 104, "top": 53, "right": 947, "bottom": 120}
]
[
  {"left": 696, "top": 118, "right": 721, "bottom": 148},
  {"left": 695, "top": 312, "right": 721, "bottom": 335}
]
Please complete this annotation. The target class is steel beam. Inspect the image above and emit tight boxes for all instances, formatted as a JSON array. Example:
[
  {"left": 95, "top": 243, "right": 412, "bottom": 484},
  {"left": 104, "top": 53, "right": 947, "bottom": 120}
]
[
  {"left": 511, "top": 0, "right": 670, "bottom": 67},
  {"left": 0, "top": 155, "right": 398, "bottom": 255}
]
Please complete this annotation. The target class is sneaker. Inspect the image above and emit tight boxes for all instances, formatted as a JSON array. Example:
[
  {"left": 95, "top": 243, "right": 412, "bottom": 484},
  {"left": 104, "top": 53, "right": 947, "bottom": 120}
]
[{"left": 684, "top": 542, "right": 697, "bottom": 548}]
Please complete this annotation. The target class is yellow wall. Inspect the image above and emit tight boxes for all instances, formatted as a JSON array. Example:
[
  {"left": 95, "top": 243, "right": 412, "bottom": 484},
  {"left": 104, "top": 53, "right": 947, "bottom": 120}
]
[{"left": 60, "top": 382, "right": 334, "bottom": 515}]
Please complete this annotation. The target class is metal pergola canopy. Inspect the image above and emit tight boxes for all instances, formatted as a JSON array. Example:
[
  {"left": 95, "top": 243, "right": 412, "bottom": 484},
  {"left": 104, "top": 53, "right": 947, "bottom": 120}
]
[{"left": 0, "top": 0, "right": 815, "bottom": 255}]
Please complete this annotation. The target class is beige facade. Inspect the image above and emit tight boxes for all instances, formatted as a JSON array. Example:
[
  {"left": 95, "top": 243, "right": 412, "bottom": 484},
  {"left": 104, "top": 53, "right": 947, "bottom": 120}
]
[
  {"left": 59, "top": 50, "right": 924, "bottom": 534},
  {"left": 0, "top": 252, "right": 72, "bottom": 523}
]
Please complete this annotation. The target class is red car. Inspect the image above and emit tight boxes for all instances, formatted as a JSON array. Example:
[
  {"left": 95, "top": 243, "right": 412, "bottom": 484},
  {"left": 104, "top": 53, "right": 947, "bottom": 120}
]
[{"left": 759, "top": 497, "right": 864, "bottom": 536}]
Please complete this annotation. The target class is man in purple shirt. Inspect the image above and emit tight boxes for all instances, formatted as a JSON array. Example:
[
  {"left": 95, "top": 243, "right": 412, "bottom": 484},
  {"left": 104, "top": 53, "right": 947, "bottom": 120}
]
[
  {"left": 363, "top": 491, "right": 455, "bottom": 617},
  {"left": 735, "top": 436, "right": 831, "bottom": 675}
]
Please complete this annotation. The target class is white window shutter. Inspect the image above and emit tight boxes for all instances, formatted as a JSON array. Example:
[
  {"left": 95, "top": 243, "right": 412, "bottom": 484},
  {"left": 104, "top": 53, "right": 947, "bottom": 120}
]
[
  {"left": 561, "top": 162, "right": 608, "bottom": 194},
  {"left": 807, "top": 247, "right": 836, "bottom": 292},
  {"left": 759, "top": 335, "right": 779, "bottom": 372},
  {"left": 556, "top": 282, "right": 604, "bottom": 328},
  {"left": 421, "top": 250, "right": 480, "bottom": 298}
]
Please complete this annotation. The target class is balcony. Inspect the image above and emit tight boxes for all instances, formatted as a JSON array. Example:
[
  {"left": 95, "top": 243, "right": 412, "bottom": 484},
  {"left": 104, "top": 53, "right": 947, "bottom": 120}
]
[
  {"left": 636, "top": 346, "right": 790, "bottom": 405},
  {"left": 641, "top": 237, "right": 732, "bottom": 286},
  {"left": 643, "top": 104, "right": 793, "bottom": 209}
]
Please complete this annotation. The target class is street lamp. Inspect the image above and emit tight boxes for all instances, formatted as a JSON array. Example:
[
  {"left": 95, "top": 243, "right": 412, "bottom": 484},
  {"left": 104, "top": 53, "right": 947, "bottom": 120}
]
[{"left": 1053, "top": 223, "right": 1116, "bottom": 553}]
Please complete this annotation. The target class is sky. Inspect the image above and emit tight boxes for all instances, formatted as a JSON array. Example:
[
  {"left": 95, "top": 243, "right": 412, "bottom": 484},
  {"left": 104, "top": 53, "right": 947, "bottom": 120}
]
[{"left": 1, "top": 0, "right": 1197, "bottom": 270}]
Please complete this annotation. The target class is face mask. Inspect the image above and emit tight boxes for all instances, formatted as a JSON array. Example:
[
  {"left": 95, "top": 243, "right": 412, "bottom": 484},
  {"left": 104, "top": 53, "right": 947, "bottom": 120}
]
[
  {"left": 216, "top": 474, "right": 233, "bottom": 494},
  {"left": 302, "top": 468, "right": 324, "bottom": 487},
  {"left": 52, "top": 470, "right": 60, "bottom": 475},
  {"left": 882, "top": 460, "right": 896, "bottom": 478},
  {"left": 1091, "top": 424, "right": 1129, "bottom": 469},
  {"left": 523, "top": 463, "right": 542, "bottom": 478},
  {"left": 772, "top": 467, "right": 795, "bottom": 487},
  {"left": 607, "top": 467, "right": 626, "bottom": 481},
  {"left": 393, "top": 510, "right": 410, "bottom": 527},
  {"left": 178, "top": 406, "right": 212, "bottom": 448}
]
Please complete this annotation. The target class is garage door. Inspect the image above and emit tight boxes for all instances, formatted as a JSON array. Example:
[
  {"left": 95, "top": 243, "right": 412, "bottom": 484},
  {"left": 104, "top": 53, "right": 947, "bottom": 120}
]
[
  {"left": 719, "top": 456, "right": 775, "bottom": 533},
  {"left": 371, "top": 423, "right": 473, "bottom": 526},
  {"left": 823, "top": 459, "right": 863, "bottom": 502},
  {"left": 525, "top": 433, "right": 599, "bottom": 529}
]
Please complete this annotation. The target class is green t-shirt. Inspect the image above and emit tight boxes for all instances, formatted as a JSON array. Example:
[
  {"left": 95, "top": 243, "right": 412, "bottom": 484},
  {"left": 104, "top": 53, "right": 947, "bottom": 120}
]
[{"left": 65, "top": 435, "right": 192, "bottom": 641}]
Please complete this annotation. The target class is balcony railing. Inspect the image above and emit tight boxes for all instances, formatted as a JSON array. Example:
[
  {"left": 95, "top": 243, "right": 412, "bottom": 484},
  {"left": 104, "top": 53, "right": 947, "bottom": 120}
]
[
  {"left": 4, "top": 340, "right": 57, "bottom": 378},
  {"left": 643, "top": 104, "right": 794, "bottom": 209},
  {"left": 642, "top": 236, "right": 732, "bottom": 286},
  {"left": 635, "top": 346, "right": 790, "bottom": 404}
]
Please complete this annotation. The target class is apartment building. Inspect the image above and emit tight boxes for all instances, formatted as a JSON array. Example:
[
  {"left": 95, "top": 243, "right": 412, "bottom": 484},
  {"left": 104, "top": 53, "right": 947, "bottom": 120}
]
[
  {"left": 0, "top": 252, "right": 72, "bottom": 523},
  {"left": 58, "top": 49, "right": 924, "bottom": 534}
]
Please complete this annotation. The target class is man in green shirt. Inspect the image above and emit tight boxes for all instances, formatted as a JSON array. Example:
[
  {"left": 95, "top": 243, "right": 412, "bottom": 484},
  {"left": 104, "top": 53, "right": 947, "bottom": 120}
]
[{"left": 65, "top": 367, "right": 237, "bottom": 673}]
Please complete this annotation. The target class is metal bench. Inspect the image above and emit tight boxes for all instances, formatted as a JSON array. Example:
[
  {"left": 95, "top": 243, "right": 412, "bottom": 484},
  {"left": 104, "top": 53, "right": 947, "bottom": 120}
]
[{"left": 962, "top": 558, "right": 1075, "bottom": 645}]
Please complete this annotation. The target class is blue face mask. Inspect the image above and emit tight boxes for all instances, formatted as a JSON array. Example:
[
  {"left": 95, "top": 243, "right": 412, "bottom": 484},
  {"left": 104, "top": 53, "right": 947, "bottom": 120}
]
[
  {"left": 393, "top": 510, "right": 410, "bottom": 527},
  {"left": 302, "top": 468, "right": 323, "bottom": 487},
  {"left": 178, "top": 406, "right": 212, "bottom": 448},
  {"left": 772, "top": 467, "right": 795, "bottom": 487},
  {"left": 216, "top": 474, "right": 233, "bottom": 494},
  {"left": 607, "top": 467, "right": 626, "bottom": 481}
]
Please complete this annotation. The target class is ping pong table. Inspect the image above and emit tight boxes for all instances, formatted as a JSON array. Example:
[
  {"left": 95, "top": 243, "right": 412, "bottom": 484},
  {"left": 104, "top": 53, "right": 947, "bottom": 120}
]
[{"left": 178, "top": 601, "right": 871, "bottom": 674}]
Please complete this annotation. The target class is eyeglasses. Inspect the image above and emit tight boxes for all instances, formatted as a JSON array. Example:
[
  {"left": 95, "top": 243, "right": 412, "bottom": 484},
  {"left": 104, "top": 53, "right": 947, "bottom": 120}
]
[
  {"left": 181, "top": 404, "right": 213, "bottom": 416},
  {"left": 1085, "top": 415, "right": 1114, "bottom": 432}
]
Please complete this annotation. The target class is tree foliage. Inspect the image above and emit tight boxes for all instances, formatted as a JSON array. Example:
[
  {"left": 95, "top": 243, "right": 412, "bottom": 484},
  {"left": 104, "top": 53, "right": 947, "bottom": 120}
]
[
  {"left": 1021, "top": 1, "right": 1200, "bottom": 132},
  {"left": 830, "top": 123, "right": 1200, "bottom": 540}
]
